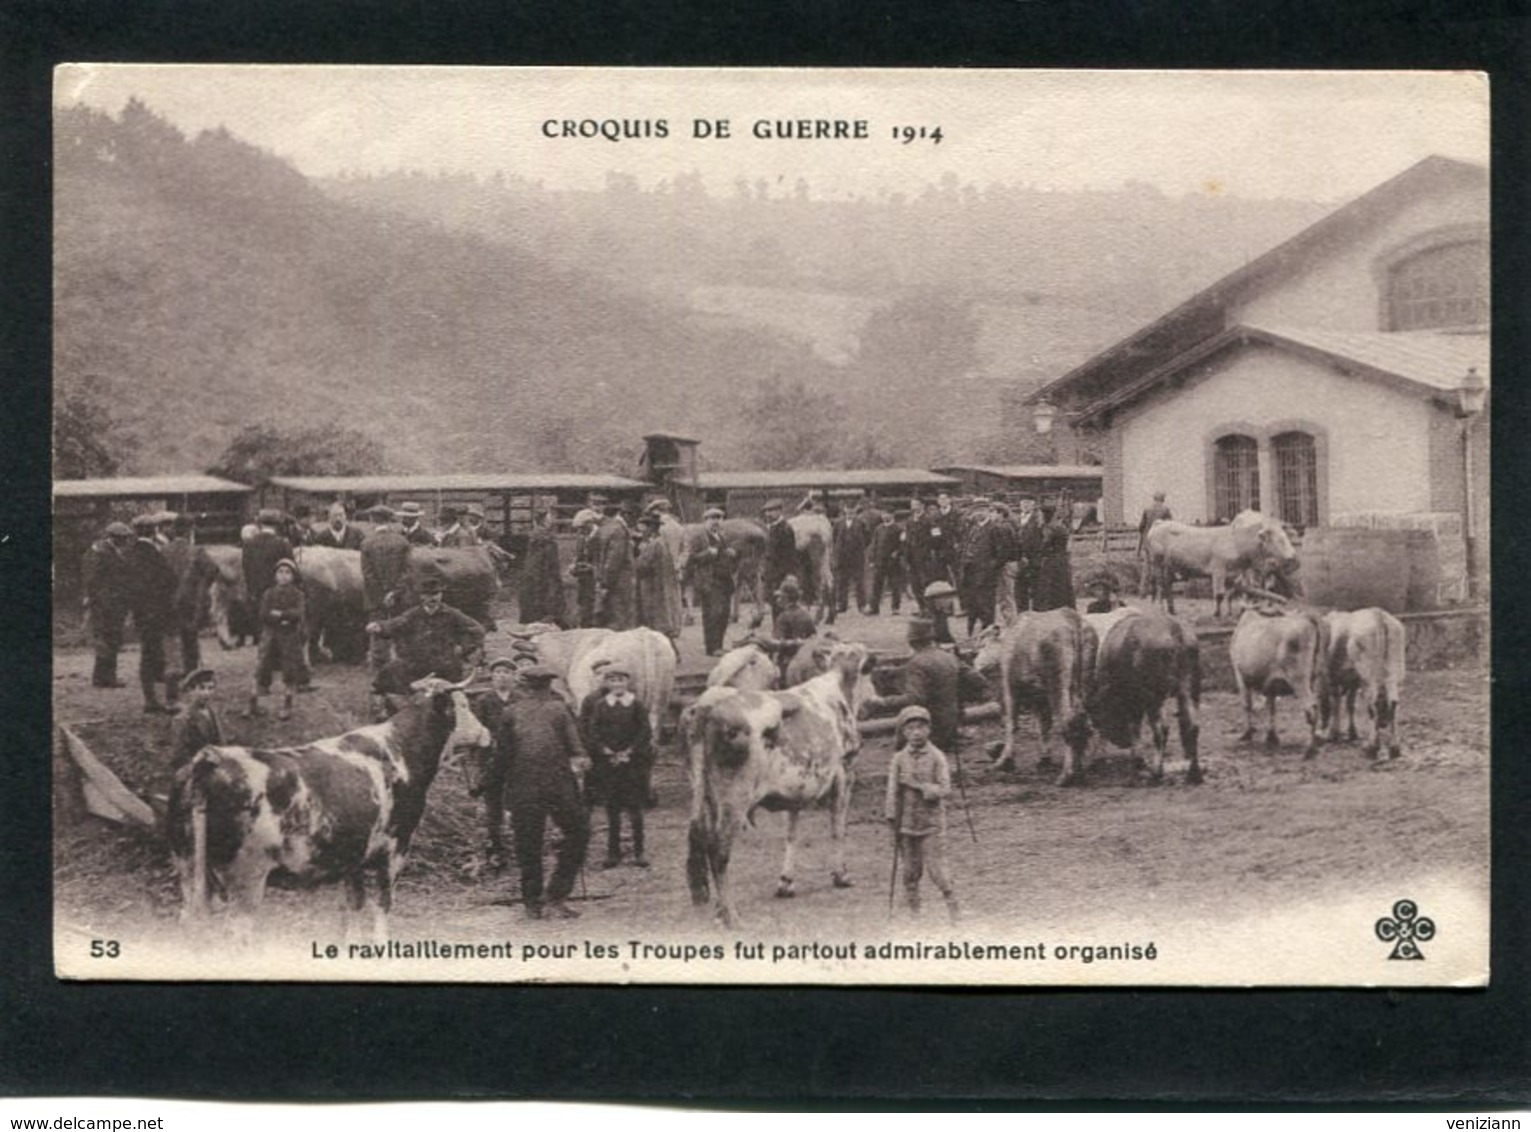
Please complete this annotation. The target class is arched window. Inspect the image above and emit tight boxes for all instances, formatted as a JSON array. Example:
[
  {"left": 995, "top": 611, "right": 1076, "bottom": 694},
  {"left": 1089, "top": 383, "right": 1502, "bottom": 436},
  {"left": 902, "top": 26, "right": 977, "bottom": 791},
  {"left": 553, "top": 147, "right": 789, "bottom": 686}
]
[
  {"left": 1272, "top": 431, "right": 1319, "bottom": 528},
  {"left": 1386, "top": 241, "right": 1489, "bottom": 331},
  {"left": 1213, "top": 434, "right": 1260, "bottom": 521}
]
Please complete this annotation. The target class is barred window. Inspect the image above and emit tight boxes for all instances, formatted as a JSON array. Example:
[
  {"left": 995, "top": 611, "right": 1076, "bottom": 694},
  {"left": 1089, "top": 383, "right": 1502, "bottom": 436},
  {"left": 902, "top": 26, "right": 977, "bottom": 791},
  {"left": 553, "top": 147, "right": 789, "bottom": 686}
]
[
  {"left": 1272, "top": 431, "right": 1319, "bottom": 528},
  {"left": 1387, "top": 241, "right": 1489, "bottom": 331},
  {"left": 1213, "top": 434, "right": 1260, "bottom": 521}
]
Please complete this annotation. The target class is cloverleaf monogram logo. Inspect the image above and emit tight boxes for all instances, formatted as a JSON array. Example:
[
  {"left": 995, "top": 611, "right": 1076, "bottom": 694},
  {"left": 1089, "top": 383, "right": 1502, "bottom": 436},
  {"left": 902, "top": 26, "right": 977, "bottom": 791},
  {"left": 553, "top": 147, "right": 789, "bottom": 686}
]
[{"left": 1375, "top": 899, "right": 1435, "bottom": 960}]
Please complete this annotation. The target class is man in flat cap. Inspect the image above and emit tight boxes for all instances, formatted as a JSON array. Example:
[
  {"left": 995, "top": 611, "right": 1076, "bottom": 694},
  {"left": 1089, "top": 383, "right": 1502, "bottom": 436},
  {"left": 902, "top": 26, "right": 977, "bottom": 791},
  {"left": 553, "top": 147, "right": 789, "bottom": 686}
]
[
  {"left": 595, "top": 500, "right": 637, "bottom": 631},
  {"left": 81, "top": 520, "right": 134, "bottom": 688},
  {"left": 957, "top": 498, "right": 1006, "bottom": 635},
  {"left": 395, "top": 501, "right": 437, "bottom": 547},
  {"left": 868, "top": 508, "right": 910, "bottom": 616},
  {"left": 242, "top": 508, "right": 294, "bottom": 636},
  {"left": 689, "top": 507, "right": 737, "bottom": 656},
  {"left": 495, "top": 664, "right": 591, "bottom": 919},
  {"left": 126, "top": 514, "right": 182, "bottom": 713}
]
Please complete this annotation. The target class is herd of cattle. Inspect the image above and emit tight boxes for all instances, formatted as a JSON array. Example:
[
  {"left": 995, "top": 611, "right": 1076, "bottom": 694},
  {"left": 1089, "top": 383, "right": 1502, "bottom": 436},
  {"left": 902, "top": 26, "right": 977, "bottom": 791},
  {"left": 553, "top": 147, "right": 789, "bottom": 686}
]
[{"left": 160, "top": 508, "right": 1406, "bottom": 938}]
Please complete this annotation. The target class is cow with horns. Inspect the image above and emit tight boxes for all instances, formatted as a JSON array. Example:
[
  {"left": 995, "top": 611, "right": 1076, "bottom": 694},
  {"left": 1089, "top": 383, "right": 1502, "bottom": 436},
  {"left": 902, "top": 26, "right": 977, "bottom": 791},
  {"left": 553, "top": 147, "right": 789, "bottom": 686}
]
[
  {"left": 683, "top": 640, "right": 878, "bottom": 926},
  {"left": 166, "top": 675, "right": 491, "bottom": 942}
]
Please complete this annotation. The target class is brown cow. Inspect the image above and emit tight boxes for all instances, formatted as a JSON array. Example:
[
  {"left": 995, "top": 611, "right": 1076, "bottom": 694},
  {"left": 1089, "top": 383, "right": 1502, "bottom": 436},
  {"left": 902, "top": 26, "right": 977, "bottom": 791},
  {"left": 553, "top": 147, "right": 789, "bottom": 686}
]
[
  {"left": 1319, "top": 608, "right": 1405, "bottom": 759},
  {"left": 973, "top": 609, "right": 1095, "bottom": 785},
  {"left": 1084, "top": 608, "right": 1203, "bottom": 784}
]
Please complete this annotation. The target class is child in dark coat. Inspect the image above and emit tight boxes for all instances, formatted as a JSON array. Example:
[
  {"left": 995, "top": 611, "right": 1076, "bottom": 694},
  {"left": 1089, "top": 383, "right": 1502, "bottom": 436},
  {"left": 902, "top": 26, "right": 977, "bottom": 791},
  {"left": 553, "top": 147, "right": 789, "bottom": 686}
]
[
  {"left": 250, "top": 559, "right": 310, "bottom": 720},
  {"left": 578, "top": 665, "right": 654, "bottom": 868}
]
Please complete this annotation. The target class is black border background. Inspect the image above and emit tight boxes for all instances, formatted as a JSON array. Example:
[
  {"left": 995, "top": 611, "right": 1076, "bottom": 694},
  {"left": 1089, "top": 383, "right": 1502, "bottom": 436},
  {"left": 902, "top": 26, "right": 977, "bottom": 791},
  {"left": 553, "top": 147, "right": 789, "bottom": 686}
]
[{"left": 3, "top": 0, "right": 1528, "bottom": 1106}]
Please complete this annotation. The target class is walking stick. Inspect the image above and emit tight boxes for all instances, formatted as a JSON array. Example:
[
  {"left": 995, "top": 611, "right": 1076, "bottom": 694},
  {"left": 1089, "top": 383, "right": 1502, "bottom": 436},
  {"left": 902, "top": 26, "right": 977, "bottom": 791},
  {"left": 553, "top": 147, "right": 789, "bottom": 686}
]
[
  {"left": 950, "top": 745, "right": 979, "bottom": 843},
  {"left": 887, "top": 775, "right": 904, "bottom": 920}
]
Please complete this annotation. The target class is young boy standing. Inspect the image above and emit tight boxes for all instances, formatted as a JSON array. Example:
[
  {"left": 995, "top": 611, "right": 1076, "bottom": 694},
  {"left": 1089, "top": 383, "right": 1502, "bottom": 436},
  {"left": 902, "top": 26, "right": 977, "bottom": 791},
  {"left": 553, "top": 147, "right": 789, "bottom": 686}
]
[
  {"left": 578, "top": 665, "right": 653, "bottom": 869},
  {"left": 885, "top": 705, "right": 960, "bottom": 924},
  {"left": 251, "top": 559, "right": 310, "bottom": 720},
  {"left": 169, "top": 667, "right": 224, "bottom": 771}
]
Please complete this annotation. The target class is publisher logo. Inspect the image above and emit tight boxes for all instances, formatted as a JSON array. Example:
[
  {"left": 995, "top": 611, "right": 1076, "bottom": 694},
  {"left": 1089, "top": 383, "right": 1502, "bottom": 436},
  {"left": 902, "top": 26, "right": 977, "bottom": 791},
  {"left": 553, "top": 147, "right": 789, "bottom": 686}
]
[{"left": 1375, "top": 899, "right": 1435, "bottom": 960}]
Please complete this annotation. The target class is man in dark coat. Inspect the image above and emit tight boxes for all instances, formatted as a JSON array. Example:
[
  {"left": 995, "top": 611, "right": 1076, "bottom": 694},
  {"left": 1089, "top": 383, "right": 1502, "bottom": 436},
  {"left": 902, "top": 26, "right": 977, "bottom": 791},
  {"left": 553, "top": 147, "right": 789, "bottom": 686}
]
[
  {"left": 596, "top": 504, "right": 637, "bottom": 631},
  {"left": 689, "top": 507, "right": 737, "bottom": 656},
  {"left": 157, "top": 514, "right": 205, "bottom": 673},
  {"left": 760, "top": 499, "right": 798, "bottom": 627},
  {"left": 831, "top": 503, "right": 868, "bottom": 615},
  {"left": 312, "top": 501, "right": 366, "bottom": 550},
  {"left": 360, "top": 506, "right": 411, "bottom": 671},
  {"left": 957, "top": 500, "right": 1004, "bottom": 635},
  {"left": 125, "top": 514, "right": 181, "bottom": 713},
  {"left": 931, "top": 491, "right": 965, "bottom": 586},
  {"left": 569, "top": 509, "right": 601, "bottom": 628},
  {"left": 634, "top": 512, "right": 681, "bottom": 640},
  {"left": 879, "top": 618, "right": 989, "bottom": 756},
  {"left": 518, "top": 508, "right": 568, "bottom": 627},
  {"left": 869, "top": 509, "right": 910, "bottom": 615},
  {"left": 241, "top": 509, "right": 294, "bottom": 633},
  {"left": 366, "top": 575, "right": 486, "bottom": 701},
  {"left": 1032, "top": 499, "right": 1076, "bottom": 612},
  {"left": 83, "top": 521, "right": 134, "bottom": 688},
  {"left": 495, "top": 664, "right": 591, "bottom": 919},
  {"left": 1013, "top": 498, "right": 1044, "bottom": 613}
]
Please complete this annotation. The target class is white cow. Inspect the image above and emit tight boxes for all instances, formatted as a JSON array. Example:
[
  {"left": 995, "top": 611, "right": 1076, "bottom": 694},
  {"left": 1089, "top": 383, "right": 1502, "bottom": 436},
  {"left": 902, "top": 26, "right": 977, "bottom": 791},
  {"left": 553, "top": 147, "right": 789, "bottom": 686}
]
[{"left": 1320, "top": 608, "right": 1406, "bottom": 760}]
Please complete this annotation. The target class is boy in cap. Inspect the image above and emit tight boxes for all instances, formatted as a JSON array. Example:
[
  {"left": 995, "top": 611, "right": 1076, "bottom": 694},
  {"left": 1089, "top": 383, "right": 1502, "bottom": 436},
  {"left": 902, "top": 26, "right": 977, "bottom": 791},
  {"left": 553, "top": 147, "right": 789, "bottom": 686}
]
[
  {"left": 885, "top": 705, "right": 960, "bottom": 923},
  {"left": 251, "top": 559, "right": 310, "bottom": 720},
  {"left": 578, "top": 665, "right": 653, "bottom": 868},
  {"left": 169, "top": 668, "right": 224, "bottom": 770},
  {"left": 241, "top": 509, "right": 295, "bottom": 634},
  {"left": 497, "top": 664, "right": 591, "bottom": 919},
  {"left": 470, "top": 656, "right": 523, "bottom": 868}
]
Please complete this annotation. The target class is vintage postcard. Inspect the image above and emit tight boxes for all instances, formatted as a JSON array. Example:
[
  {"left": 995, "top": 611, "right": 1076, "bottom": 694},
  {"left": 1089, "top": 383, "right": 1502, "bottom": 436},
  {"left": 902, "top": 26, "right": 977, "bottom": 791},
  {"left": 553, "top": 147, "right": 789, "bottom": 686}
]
[{"left": 50, "top": 66, "right": 1490, "bottom": 985}]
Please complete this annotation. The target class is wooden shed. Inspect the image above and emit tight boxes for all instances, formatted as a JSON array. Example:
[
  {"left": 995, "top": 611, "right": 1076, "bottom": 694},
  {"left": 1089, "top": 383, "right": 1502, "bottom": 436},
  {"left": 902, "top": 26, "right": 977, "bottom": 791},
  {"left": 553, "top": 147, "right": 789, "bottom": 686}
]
[
  {"left": 932, "top": 464, "right": 1103, "bottom": 502},
  {"left": 262, "top": 473, "right": 648, "bottom": 535},
  {"left": 697, "top": 469, "right": 962, "bottom": 520}
]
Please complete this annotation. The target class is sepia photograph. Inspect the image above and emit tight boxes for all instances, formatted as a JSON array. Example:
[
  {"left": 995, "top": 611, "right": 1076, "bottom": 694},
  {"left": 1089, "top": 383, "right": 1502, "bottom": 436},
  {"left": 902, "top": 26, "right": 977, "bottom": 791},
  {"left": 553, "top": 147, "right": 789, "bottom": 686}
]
[{"left": 49, "top": 66, "right": 1490, "bottom": 985}]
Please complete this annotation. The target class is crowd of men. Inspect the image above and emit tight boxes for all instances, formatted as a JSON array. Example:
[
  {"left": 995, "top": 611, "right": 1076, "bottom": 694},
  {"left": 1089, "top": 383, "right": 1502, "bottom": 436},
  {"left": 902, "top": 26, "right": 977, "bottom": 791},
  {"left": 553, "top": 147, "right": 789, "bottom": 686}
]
[
  {"left": 827, "top": 490, "right": 1078, "bottom": 636},
  {"left": 81, "top": 511, "right": 213, "bottom": 714}
]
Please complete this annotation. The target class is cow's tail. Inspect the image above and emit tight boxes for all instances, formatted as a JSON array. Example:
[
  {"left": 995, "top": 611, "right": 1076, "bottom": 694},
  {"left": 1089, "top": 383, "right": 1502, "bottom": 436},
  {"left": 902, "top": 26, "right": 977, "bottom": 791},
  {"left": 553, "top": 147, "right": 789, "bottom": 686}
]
[{"left": 190, "top": 785, "right": 209, "bottom": 914}]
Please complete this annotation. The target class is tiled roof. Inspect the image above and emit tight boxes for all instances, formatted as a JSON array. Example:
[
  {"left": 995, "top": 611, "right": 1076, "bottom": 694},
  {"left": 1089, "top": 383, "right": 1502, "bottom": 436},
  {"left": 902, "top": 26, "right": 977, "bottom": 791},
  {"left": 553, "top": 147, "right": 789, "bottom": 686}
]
[
  {"left": 1242, "top": 324, "right": 1488, "bottom": 393},
  {"left": 1076, "top": 323, "right": 1489, "bottom": 422}
]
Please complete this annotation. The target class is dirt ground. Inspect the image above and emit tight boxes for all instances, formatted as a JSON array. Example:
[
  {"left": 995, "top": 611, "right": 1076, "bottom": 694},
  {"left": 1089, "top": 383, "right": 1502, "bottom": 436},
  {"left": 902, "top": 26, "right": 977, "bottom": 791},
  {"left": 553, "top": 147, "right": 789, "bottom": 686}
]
[{"left": 52, "top": 596, "right": 1490, "bottom": 967}]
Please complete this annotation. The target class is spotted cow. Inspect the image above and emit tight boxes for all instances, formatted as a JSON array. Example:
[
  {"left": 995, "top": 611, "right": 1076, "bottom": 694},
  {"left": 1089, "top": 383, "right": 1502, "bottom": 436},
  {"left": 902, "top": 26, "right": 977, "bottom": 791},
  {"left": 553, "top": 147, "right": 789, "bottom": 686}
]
[
  {"left": 683, "top": 641, "right": 878, "bottom": 926},
  {"left": 166, "top": 676, "right": 491, "bottom": 941}
]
